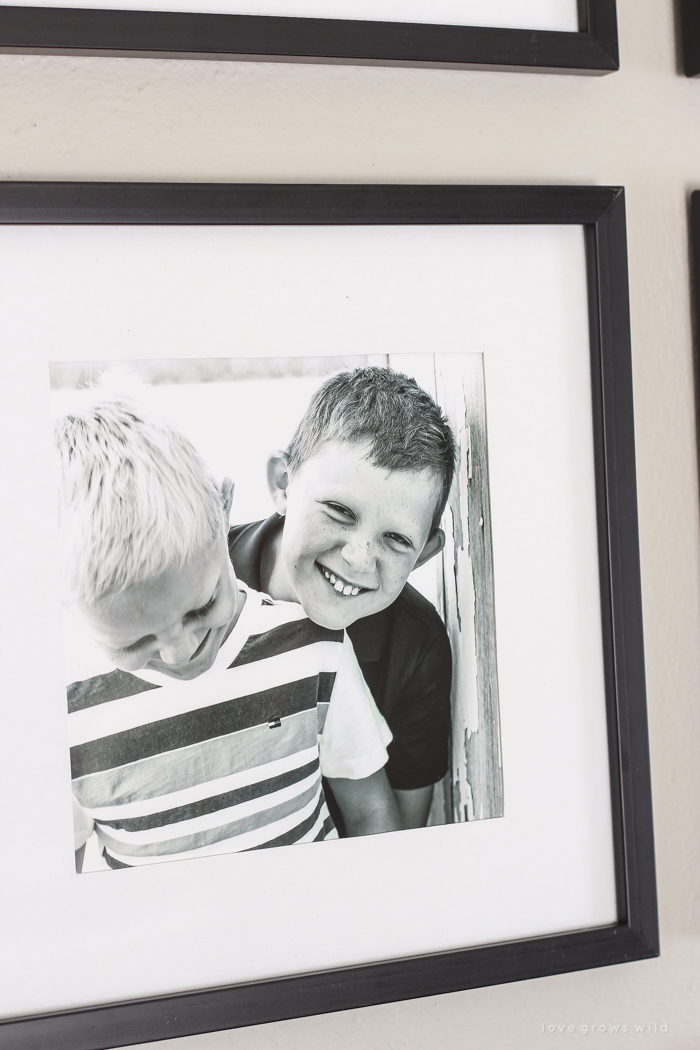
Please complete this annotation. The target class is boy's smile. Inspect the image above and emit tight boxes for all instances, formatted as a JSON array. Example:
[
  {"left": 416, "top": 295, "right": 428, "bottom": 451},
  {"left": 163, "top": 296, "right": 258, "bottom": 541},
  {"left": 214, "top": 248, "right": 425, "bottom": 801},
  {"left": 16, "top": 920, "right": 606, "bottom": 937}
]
[
  {"left": 317, "top": 562, "right": 366, "bottom": 597},
  {"left": 80, "top": 536, "right": 243, "bottom": 681},
  {"left": 277, "top": 441, "right": 441, "bottom": 631}
]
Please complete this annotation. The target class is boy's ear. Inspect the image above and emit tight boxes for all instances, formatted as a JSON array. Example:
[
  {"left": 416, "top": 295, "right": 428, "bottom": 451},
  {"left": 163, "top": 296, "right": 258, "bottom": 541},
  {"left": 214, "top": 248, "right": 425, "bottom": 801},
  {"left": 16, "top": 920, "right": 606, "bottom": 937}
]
[
  {"left": 413, "top": 528, "right": 445, "bottom": 570},
  {"left": 221, "top": 477, "right": 235, "bottom": 528},
  {"left": 266, "top": 451, "right": 289, "bottom": 517}
]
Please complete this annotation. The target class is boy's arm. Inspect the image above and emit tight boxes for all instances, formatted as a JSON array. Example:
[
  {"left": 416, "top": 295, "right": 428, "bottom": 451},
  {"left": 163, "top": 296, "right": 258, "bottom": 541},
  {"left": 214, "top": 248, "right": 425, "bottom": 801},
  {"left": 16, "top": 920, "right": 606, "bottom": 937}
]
[
  {"left": 320, "top": 632, "right": 398, "bottom": 836},
  {"left": 326, "top": 767, "right": 402, "bottom": 837},
  {"left": 352, "top": 590, "right": 452, "bottom": 830},
  {"left": 394, "top": 785, "right": 434, "bottom": 830},
  {"left": 73, "top": 793, "right": 95, "bottom": 872}
]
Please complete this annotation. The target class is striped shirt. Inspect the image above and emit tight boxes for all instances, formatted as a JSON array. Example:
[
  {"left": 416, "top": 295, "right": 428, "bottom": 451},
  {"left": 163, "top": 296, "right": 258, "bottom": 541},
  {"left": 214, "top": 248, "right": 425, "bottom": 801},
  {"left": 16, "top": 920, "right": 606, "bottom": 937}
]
[{"left": 67, "top": 584, "right": 392, "bottom": 872}]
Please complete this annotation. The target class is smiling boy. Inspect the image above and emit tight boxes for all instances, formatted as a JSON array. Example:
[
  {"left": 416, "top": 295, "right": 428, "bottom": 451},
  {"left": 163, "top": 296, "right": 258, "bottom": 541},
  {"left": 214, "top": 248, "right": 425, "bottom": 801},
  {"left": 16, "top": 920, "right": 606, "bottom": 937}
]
[
  {"left": 57, "top": 392, "right": 400, "bottom": 872},
  {"left": 229, "top": 367, "right": 457, "bottom": 829}
]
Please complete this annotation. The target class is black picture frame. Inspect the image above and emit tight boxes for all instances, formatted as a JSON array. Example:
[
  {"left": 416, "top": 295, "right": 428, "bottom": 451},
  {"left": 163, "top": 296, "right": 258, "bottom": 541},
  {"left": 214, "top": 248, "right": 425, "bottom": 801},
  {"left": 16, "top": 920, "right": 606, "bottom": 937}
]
[
  {"left": 689, "top": 192, "right": 700, "bottom": 437},
  {"left": 680, "top": 0, "right": 700, "bottom": 76},
  {"left": 0, "top": 1, "right": 619, "bottom": 72},
  {"left": 0, "top": 183, "right": 656, "bottom": 1050}
]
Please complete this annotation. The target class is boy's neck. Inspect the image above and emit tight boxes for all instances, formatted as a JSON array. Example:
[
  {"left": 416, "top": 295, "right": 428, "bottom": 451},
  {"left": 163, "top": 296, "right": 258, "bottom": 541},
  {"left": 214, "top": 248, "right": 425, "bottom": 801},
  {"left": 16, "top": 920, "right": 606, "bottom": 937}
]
[
  {"left": 221, "top": 588, "right": 247, "bottom": 647},
  {"left": 261, "top": 520, "right": 298, "bottom": 604}
]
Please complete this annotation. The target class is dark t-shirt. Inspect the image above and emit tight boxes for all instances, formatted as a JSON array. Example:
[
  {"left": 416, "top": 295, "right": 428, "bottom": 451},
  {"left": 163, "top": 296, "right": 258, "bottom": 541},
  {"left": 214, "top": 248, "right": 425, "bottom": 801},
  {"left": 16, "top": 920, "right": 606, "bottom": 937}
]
[{"left": 228, "top": 516, "right": 452, "bottom": 790}]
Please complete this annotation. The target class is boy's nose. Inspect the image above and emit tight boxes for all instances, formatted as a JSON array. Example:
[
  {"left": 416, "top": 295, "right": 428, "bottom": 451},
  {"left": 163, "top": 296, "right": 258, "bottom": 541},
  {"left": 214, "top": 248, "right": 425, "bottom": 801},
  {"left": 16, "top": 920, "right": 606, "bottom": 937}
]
[
  {"left": 340, "top": 536, "right": 377, "bottom": 575},
  {"left": 157, "top": 628, "right": 201, "bottom": 665}
]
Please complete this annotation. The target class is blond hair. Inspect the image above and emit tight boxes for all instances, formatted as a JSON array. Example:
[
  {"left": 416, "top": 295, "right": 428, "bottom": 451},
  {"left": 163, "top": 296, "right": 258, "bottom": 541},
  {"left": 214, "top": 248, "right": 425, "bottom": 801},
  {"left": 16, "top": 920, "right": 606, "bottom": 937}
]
[{"left": 55, "top": 391, "right": 225, "bottom": 608}]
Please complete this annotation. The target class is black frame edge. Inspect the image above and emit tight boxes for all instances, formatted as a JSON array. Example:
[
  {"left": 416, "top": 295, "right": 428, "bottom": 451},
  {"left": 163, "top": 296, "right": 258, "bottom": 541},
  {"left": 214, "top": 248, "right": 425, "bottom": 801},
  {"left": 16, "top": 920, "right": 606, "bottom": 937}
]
[
  {"left": 0, "top": 182, "right": 620, "bottom": 226},
  {"left": 0, "top": 0, "right": 619, "bottom": 71},
  {"left": 680, "top": 0, "right": 700, "bottom": 76},
  {"left": 586, "top": 190, "right": 658, "bottom": 953},
  {"left": 688, "top": 193, "right": 700, "bottom": 543},
  {"left": 583, "top": 0, "right": 619, "bottom": 67},
  {"left": 0, "top": 928, "right": 659, "bottom": 1050}
]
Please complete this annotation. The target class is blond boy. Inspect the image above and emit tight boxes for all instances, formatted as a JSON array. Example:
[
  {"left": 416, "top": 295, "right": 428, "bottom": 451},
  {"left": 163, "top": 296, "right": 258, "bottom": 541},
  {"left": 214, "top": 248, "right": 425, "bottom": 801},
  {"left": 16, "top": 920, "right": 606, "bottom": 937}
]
[{"left": 57, "top": 393, "right": 400, "bottom": 872}]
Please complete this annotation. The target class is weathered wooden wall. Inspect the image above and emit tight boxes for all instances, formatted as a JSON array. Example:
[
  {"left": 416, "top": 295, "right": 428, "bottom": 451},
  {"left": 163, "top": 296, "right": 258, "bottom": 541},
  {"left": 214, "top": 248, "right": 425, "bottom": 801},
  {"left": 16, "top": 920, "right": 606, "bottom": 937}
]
[
  {"left": 389, "top": 353, "right": 503, "bottom": 824},
  {"left": 434, "top": 354, "right": 503, "bottom": 821}
]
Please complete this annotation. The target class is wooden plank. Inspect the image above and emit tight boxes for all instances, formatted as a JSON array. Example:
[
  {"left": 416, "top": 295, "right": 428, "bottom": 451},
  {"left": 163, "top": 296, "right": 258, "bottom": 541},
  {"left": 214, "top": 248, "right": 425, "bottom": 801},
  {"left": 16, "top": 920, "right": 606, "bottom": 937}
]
[
  {"left": 388, "top": 353, "right": 503, "bottom": 823},
  {"left": 434, "top": 354, "right": 503, "bottom": 821}
]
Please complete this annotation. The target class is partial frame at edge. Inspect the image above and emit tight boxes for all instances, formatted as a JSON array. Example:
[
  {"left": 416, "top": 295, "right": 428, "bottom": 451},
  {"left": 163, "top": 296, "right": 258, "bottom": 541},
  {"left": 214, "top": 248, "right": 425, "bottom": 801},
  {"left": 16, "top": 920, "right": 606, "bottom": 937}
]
[{"left": 680, "top": 0, "right": 700, "bottom": 76}]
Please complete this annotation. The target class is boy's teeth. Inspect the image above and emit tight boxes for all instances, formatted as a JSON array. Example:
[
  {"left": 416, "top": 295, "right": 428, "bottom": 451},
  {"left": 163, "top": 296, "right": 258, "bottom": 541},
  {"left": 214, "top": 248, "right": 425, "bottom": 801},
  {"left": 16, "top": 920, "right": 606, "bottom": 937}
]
[{"left": 321, "top": 566, "right": 360, "bottom": 596}]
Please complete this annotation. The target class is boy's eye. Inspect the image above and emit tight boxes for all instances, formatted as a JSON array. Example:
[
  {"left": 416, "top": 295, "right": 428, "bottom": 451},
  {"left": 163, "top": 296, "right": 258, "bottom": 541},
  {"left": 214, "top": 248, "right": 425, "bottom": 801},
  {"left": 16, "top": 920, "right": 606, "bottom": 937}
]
[
  {"left": 114, "top": 593, "right": 217, "bottom": 656},
  {"left": 385, "top": 532, "right": 414, "bottom": 551},
  {"left": 118, "top": 636, "right": 152, "bottom": 656},
  {"left": 322, "top": 502, "right": 355, "bottom": 522},
  {"left": 187, "top": 593, "right": 217, "bottom": 622}
]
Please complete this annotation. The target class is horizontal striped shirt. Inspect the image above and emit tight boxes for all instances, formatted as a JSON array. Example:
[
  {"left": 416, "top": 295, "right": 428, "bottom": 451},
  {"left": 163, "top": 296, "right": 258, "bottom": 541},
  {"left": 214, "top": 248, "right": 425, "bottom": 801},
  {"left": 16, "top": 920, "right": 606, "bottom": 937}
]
[{"left": 67, "top": 584, "right": 391, "bottom": 872}]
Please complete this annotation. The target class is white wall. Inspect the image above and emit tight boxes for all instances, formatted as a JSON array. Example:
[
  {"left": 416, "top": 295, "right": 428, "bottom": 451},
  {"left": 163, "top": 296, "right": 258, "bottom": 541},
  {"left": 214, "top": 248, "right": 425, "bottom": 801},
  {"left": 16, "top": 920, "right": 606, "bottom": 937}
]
[{"left": 1, "top": 0, "right": 699, "bottom": 1045}]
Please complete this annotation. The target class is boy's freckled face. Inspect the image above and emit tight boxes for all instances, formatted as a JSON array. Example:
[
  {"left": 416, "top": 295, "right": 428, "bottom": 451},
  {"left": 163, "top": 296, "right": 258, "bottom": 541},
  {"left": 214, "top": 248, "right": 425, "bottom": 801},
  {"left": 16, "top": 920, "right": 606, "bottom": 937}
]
[
  {"left": 80, "top": 536, "right": 241, "bottom": 681},
  {"left": 280, "top": 441, "right": 439, "bottom": 631}
]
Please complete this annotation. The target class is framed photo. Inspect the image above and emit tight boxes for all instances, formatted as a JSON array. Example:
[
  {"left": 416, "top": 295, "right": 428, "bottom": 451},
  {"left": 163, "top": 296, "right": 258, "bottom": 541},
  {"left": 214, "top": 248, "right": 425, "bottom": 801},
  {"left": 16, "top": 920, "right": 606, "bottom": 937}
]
[
  {"left": 0, "top": 183, "right": 656, "bottom": 1049},
  {"left": 680, "top": 0, "right": 700, "bottom": 76},
  {"left": 0, "top": 0, "right": 619, "bottom": 73}
]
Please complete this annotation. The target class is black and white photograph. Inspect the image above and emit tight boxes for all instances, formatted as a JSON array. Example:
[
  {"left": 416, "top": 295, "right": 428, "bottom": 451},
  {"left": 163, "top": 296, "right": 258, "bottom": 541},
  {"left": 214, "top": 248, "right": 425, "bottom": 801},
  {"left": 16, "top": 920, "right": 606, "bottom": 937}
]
[
  {"left": 0, "top": 184, "right": 655, "bottom": 1047},
  {"left": 52, "top": 352, "right": 500, "bottom": 874}
]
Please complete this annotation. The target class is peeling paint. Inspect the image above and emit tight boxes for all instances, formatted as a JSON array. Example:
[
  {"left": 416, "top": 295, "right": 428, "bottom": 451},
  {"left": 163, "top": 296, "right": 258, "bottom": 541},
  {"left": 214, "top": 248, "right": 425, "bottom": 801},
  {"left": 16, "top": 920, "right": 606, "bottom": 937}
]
[{"left": 434, "top": 352, "right": 503, "bottom": 824}]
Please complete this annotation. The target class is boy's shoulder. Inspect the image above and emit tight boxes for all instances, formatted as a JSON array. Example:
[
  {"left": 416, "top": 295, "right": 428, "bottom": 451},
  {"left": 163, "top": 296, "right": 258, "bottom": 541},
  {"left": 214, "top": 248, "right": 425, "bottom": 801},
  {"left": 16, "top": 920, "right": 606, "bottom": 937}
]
[
  {"left": 238, "top": 583, "right": 345, "bottom": 666},
  {"left": 346, "top": 580, "right": 449, "bottom": 667},
  {"left": 352, "top": 577, "right": 447, "bottom": 640},
  {"left": 393, "top": 580, "right": 446, "bottom": 631},
  {"left": 228, "top": 516, "right": 280, "bottom": 591}
]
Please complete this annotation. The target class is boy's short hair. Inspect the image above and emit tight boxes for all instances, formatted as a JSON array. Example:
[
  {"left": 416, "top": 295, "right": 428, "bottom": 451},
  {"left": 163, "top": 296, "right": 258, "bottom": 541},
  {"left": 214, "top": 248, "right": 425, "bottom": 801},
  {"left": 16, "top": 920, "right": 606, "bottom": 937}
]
[
  {"left": 285, "top": 367, "right": 457, "bottom": 534},
  {"left": 55, "top": 392, "right": 225, "bottom": 608}
]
